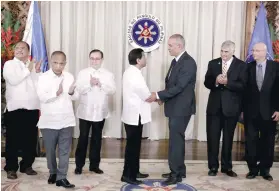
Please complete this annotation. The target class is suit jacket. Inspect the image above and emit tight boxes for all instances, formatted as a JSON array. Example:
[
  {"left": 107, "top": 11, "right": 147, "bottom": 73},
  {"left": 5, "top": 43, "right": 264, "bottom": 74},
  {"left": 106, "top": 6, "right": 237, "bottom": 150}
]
[
  {"left": 204, "top": 56, "right": 247, "bottom": 117},
  {"left": 244, "top": 60, "right": 279, "bottom": 120},
  {"left": 121, "top": 65, "right": 151, "bottom": 125},
  {"left": 158, "top": 52, "right": 197, "bottom": 117}
]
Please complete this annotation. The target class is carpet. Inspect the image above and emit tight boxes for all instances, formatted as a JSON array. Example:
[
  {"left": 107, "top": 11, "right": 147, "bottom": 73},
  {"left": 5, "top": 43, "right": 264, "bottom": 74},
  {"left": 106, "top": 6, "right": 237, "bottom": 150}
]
[{"left": 1, "top": 158, "right": 279, "bottom": 191}]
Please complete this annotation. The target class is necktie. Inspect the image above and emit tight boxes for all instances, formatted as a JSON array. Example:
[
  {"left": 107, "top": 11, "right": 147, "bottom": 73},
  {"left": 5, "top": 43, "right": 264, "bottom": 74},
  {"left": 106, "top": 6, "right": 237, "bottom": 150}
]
[
  {"left": 171, "top": 58, "right": 176, "bottom": 67},
  {"left": 256, "top": 64, "right": 263, "bottom": 91},
  {"left": 167, "top": 59, "right": 176, "bottom": 79},
  {"left": 222, "top": 62, "right": 227, "bottom": 76}
]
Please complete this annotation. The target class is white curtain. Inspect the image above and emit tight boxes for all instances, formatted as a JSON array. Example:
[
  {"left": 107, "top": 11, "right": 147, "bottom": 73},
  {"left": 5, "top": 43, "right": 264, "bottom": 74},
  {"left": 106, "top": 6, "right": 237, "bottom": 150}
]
[{"left": 40, "top": 1, "right": 246, "bottom": 141}]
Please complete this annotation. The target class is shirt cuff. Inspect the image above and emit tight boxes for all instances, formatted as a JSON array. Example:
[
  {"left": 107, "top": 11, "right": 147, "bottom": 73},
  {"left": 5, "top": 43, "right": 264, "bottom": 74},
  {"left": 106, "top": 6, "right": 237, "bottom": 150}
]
[{"left": 156, "top": 92, "right": 160, "bottom": 100}]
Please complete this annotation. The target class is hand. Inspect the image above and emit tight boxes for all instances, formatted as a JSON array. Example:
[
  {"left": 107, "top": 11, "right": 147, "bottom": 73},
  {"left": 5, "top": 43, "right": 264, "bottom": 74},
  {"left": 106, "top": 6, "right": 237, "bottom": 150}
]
[
  {"left": 27, "top": 60, "right": 34, "bottom": 72},
  {"left": 146, "top": 92, "right": 157, "bottom": 103},
  {"left": 34, "top": 59, "right": 43, "bottom": 73},
  {"left": 240, "top": 112, "right": 243, "bottom": 120},
  {"left": 216, "top": 74, "right": 223, "bottom": 84},
  {"left": 56, "top": 79, "right": 64, "bottom": 96},
  {"left": 68, "top": 80, "right": 76, "bottom": 95},
  {"left": 157, "top": 100, "right": 163, "bottom": 105},
  {"left": 90, "top": 75, "right": 100, "bottom": 86},
  {"left": 219, "top": 75, "right": 228, "bottom": 85},
  {"left": 272, "top": 111, "right": 279, "bottom": 121}
]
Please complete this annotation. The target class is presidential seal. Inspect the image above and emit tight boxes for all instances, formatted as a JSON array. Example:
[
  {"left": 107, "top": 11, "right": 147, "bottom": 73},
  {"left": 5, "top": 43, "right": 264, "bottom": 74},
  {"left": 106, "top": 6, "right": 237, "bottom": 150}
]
[
  {"left": 120, "top": 179, "right": 197, "bottom": 191},
  {"left": 127, "top": 14, "right": 165, "bottom": 52}
]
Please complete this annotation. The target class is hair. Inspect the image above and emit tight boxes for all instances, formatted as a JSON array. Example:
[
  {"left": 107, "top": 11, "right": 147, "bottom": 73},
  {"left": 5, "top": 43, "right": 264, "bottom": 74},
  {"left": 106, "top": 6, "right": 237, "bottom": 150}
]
[
  {"left": 16, "top": 41, "right": 30, "bottom": 51},
  {"left": 51, "top": 51, "right": 67, "bottom": 60},
  {"left": 89, "top": 49, "right": 104, "bottom": 58},
  {"left": 221, "top": 40, "right": 235, "bottom": 52},
  {"left": 128, "top": 48, "right": 144, "bottom": 65},
  {"left": 169, "top": 34, "right": 185, "bottom": 48}
]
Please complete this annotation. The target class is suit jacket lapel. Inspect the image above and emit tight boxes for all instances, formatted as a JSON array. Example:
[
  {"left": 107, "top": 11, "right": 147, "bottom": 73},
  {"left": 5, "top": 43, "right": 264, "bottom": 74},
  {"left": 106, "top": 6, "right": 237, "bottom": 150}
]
[
  {"left": 251, "top": 62, "right": 257, "bottom": 88},
  {"left": 165, "top": 52, "right": 187, "bottom": 83},
  {"left": 261, "top": 60, "right": 273, "bottom": 91},
  {"left": 227, "top": 56, "right": 237, "bottom": 77}
]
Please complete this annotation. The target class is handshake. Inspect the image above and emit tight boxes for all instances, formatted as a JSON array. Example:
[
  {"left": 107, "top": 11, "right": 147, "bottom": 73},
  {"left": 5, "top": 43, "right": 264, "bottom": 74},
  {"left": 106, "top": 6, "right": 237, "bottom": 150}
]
[{"left": 145, "top": 92, "right": 163, "bottom": 105}]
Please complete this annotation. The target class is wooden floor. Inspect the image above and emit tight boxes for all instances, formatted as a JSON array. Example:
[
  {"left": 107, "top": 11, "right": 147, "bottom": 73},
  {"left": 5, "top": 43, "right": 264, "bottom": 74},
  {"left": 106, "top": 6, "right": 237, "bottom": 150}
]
[{"left": 2, "top": 138, "right": 279, "bottom": 161}]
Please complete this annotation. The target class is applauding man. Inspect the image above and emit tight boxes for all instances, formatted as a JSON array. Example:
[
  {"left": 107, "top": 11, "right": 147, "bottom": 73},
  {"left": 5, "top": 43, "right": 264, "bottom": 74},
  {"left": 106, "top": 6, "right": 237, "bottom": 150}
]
[
  {"left": 74, "top": 49, "right": 116, "bottom": 175},
  {"left": 37, "top": 51, "right": 77, "bottom": 188},
  {"left": 3, "top": 41, "right": 41, "bottom": 179}
]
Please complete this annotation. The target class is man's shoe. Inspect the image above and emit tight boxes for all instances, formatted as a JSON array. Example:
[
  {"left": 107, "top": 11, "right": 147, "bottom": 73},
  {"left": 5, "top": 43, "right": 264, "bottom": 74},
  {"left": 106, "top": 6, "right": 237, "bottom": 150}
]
[
  {"left": 7, "top": 171, "right": 17, "bottom": 179},
  {"left": 246, "top": 172, "right": 256, "bottom": 179},
  {"left": 56, "top": 179, "right": 75, "bottom": 188},
  {"left": 162, "top": 172, "right": 186, "bottom": 178},
  {"left": 121, "top": 176, "right": 143, "bottom": 185},
  {"left": 208, "top": 168, "right": 218, "bottom": 176},
  {"left": 137, "top": 172, "right": 149, "bottom": 178},
  {"left": 20, "top": 167, "right": 37, "bottom": 175},
  {"left": 221, "top": 169, "right": 237, "bottom": 177},
  {"left": 48, "top": 174, "right": 57, "bottom": 184},
  {"left": 89, "top": 167, "right": 104, "bottom": 174},
  {"left": 163, "top": 176, "right": 182, "bottom": 185},
  {"left": 74, "top": 167, "right": 82, "bottom": 175},
  {"left": 261, "top": 173, "right": 273, "bottom": 181}
]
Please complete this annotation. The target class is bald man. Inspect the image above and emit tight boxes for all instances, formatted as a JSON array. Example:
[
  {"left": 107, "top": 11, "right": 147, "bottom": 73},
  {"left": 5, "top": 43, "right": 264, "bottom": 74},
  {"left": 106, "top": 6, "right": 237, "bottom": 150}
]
[
  {"left": 244, "top": 42, "right": 279, "bottom": 181},
  {"left": 146, "top": 34, "right": 197, "bottom": 185}
]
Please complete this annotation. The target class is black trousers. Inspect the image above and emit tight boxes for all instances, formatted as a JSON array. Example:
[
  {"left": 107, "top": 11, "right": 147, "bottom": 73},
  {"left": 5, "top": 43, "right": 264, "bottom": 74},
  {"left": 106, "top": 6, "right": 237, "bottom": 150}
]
[
  {"left": 75, "top": 119, "right": 105, "bottom": 169},
  {"left": 122, "top": 117, "right": 143, "bottom": 180},
  {"left": 244, "top": 114, "right": 276, "bottom": 174},
  {"left": 4, "top": 109, "right": 39, "bottom": 172},
  {"left": 206, "top": 112, "right": 238, "bottom": 170}
]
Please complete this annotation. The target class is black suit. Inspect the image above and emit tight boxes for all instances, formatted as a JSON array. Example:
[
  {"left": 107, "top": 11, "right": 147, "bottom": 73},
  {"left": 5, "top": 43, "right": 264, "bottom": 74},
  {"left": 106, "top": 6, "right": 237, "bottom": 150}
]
[
  {"left": 204, "top": 56, "right": 247, "bottom": 171},
  {"left": 158, "top": 51, "right": 197, "bottom": 178},
  {"left": 244, "top": 60, "right": 279, "bottom": 174}
]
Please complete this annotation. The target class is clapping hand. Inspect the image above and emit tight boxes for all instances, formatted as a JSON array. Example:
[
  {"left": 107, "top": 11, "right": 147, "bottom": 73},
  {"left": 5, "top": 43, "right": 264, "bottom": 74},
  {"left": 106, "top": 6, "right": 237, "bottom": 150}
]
[{"left": 56, "top": 79, "right": 64, "bottom": 96}]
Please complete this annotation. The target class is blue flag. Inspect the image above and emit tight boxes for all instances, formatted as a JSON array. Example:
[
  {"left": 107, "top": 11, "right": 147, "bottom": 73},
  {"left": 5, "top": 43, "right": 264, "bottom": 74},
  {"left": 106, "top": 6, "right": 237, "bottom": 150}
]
[
  {"left": 23, "top": 1, "right": 49, "bottom": 72},
  {"left": 246, "top": 2, "right": 274, "bottom": 63}
]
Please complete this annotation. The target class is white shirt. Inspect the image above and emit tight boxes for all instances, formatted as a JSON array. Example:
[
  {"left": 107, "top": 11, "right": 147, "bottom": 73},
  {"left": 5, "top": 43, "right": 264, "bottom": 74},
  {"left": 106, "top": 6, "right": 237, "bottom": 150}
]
[
  {"left": 36, "top": 69, "right": 76, "bottom": 130},
  {"left": 222, "top": 56, "right": 233, "bottom": 73},
  {"left": 75, "top": 67, "right": 116, "bottom": 122},
  {"left": 175, "top": 51, "right": 185, "bottom": 62},
  {"left": 121, "top": 65, "right": 151, "bottom": 125},
  {"left": 3, "top": 57, "right": 40, "bottom": 111}
]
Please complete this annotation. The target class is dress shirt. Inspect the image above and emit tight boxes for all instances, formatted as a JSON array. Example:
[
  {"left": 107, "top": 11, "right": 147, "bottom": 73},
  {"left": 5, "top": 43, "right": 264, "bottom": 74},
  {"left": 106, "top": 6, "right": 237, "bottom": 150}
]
[
  {"left": 75, "top": 67, "right": 116, "bottom": 122},
  {"left": 36, "top": 69, "right": 76, "bottom": 130},
  {"left": 121, "top": 65, "right": 151, "bottom": 125},
  {"left": 3, "top": 57, "right": 40, "bottom": 111},
  {"left": 256, "top": 60, "right": 267, "bottom": 79}
]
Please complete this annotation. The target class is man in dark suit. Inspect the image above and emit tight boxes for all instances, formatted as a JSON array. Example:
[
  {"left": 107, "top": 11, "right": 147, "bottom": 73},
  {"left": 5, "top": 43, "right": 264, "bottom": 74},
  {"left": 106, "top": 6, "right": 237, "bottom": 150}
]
[
  {"left": 146, "top": 34, "right": 197, "bottom": 185},
  {"left": 244, "top": 42, "right": 279, "bottom": 181},
  {"left": 204, "top": 40, "right": 247, "bottom": 177}
]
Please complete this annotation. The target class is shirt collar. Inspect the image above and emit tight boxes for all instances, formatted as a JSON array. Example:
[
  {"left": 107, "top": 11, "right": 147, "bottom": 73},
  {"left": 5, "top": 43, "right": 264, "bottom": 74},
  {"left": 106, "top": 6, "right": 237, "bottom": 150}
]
[
  {"left": 129, "top": 65, "right": 141, "bottom": 72},
  {"left": 90, "top": 67, "right": 103, "bottom": 72},
  {"left": 175, "top": 51, "right": 185, "bottom": 62},
  {"left": 256, "top": 60, "right": 267, "bottom": 66},
  {"left": 13, "top": 57, "right": 28, "bottom": 65},
  {"left": 222, "top": 56, "right": 234, "bottom": 65},
  {"left": 50, "top": 68, "right": 64, "bottom": 78}
]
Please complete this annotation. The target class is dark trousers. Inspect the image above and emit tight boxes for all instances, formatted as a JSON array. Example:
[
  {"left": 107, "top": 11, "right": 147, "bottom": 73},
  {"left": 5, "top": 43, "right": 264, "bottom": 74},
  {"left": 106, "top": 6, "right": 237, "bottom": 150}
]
[
  {"left": 75, "top": 119, "right": 105, "bottom": 169},
  {"left": 244, "top": 114, "right": 276, "bottom": 174},
  {"left": 4, "top": 109, "right": 39, "bottom": 172},
  {"left": 206, "top": 113, "right": 238, "bottom": 170},
  {"left": 122, "top": 117, "right": 143, "bottom": 180},
  {"left": 168, "top": 116, "right": 191, "bottom": 177}
]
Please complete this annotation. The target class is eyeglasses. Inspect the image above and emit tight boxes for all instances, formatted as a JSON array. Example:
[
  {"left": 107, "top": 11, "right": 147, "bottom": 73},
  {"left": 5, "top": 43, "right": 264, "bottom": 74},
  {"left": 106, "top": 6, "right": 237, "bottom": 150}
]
[{"left": 90, "top": 57, "right": 102, "bottom": 61}]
